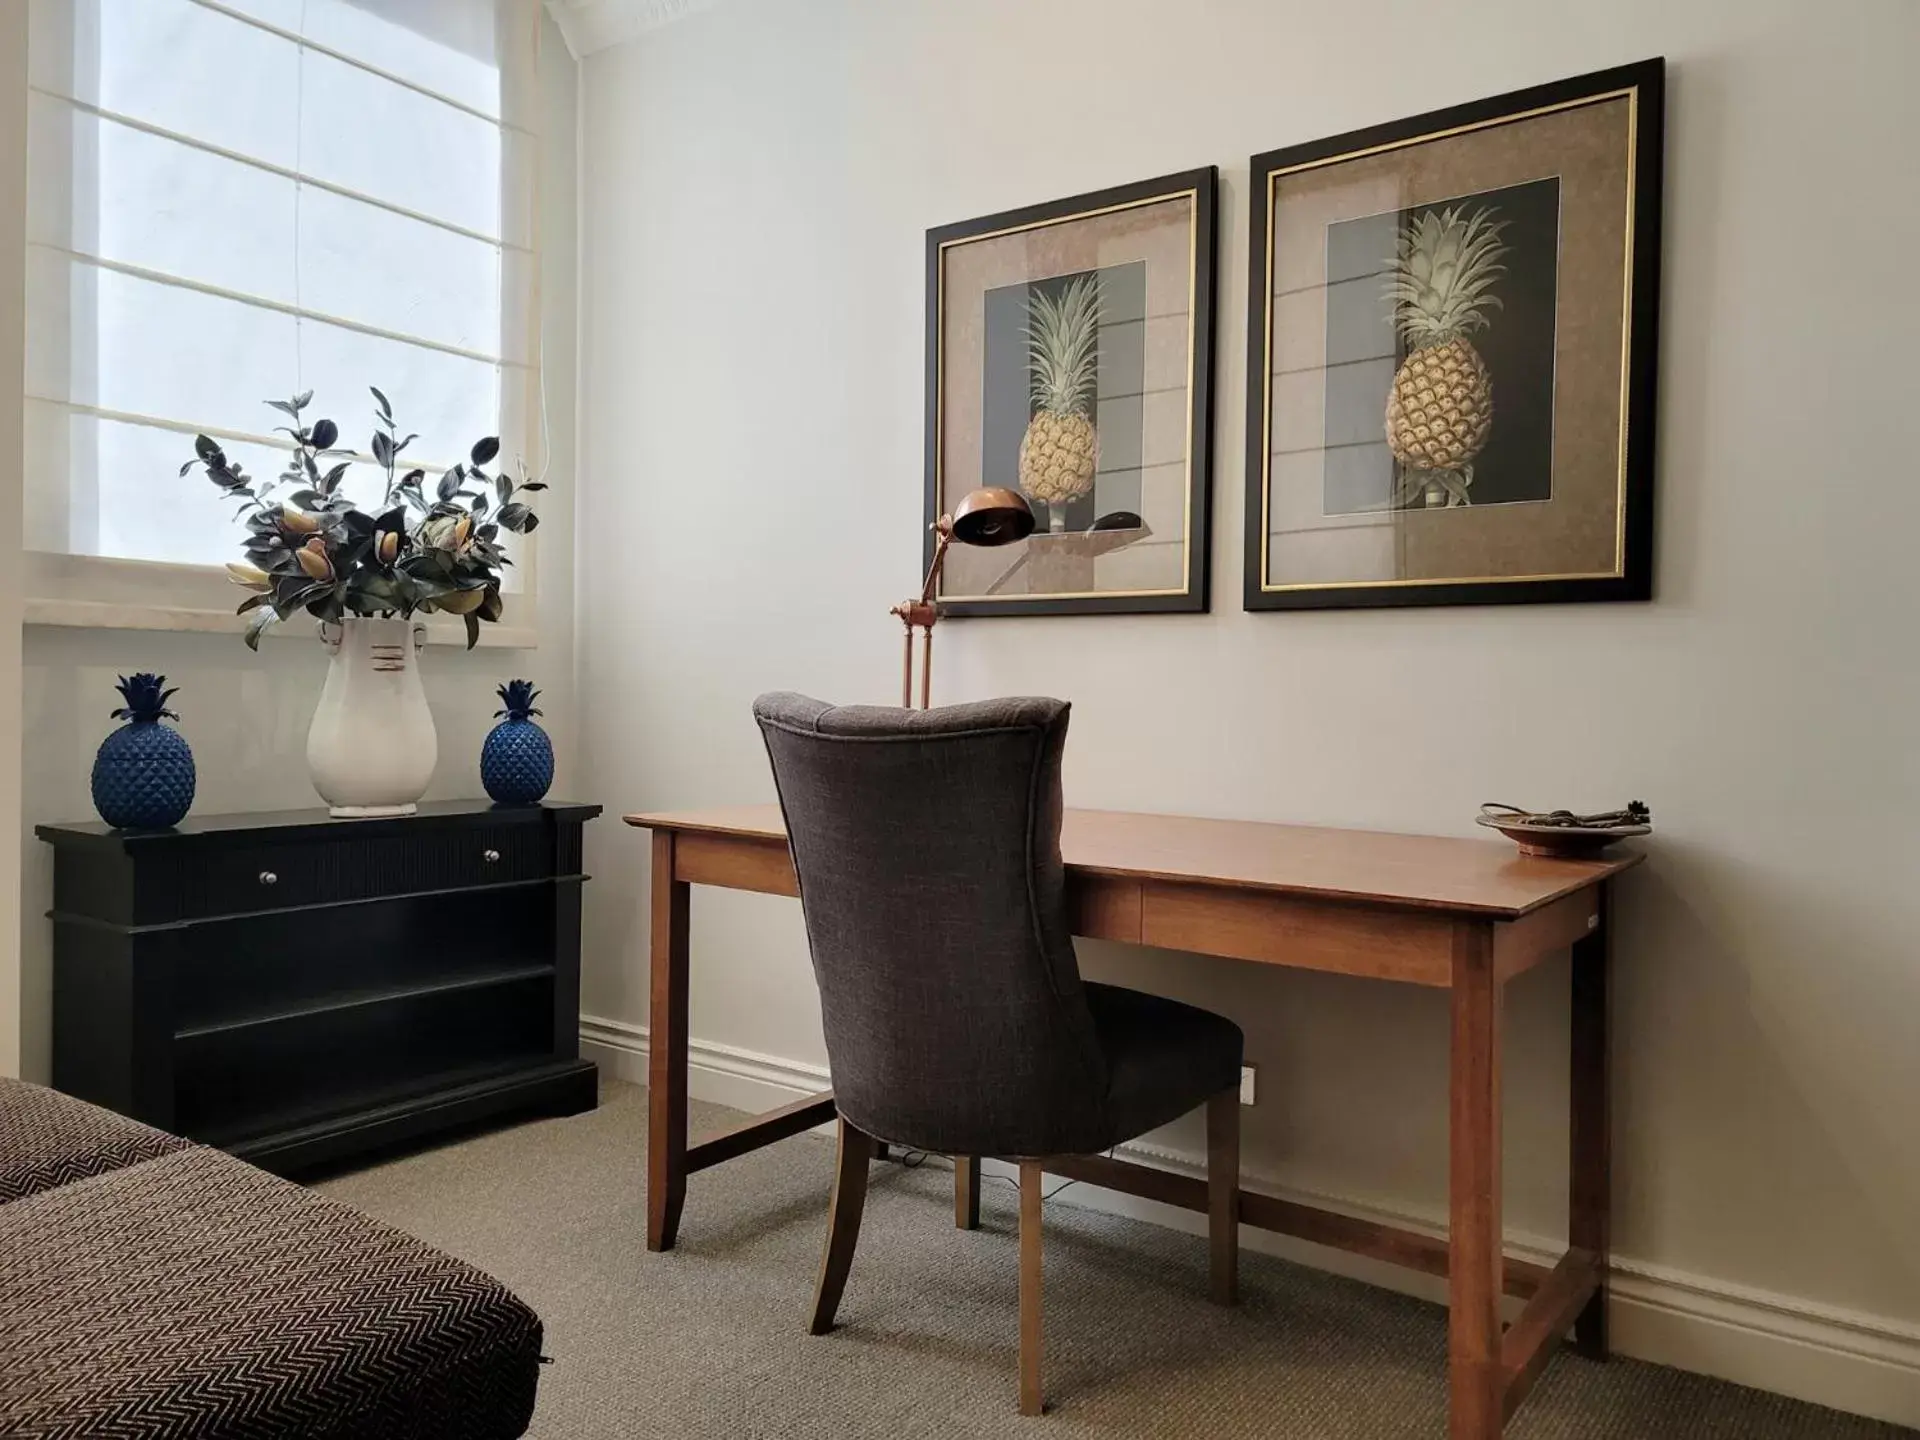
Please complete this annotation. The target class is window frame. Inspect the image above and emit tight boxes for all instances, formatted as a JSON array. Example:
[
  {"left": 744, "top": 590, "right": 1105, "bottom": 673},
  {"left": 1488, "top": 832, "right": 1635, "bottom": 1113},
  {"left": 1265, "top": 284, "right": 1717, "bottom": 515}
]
[{"left": 21, "top": 0, "right": 546, "bottom": 650}]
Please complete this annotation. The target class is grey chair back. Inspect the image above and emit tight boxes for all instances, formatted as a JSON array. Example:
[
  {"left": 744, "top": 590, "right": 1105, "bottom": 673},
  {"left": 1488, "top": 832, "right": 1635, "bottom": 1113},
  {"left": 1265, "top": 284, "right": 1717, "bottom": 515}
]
[{"left": 754, "top": 692, "right": 1108, "bottom": 1157}]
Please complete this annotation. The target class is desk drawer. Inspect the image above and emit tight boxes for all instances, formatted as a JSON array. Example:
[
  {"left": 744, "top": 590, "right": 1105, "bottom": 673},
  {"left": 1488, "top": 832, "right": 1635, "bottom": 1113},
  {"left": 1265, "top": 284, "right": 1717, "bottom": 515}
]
[{"left": 140, "top": 822, "right": 557, "bottom": 922}]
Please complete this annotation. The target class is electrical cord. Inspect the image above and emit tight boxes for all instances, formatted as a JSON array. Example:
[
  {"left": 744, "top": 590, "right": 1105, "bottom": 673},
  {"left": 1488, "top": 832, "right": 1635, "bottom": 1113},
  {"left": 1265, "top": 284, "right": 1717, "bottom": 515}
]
[{"left": 882, "top": 1148, "right": 1107, "bottom": 1203}]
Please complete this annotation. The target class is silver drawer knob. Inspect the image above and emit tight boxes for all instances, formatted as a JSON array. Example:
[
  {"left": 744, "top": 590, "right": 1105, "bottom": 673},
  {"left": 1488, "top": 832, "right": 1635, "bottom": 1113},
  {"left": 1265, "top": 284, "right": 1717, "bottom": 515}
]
[
  {"left": 258, "top": 870, "right": 278, "bottom": 886},
  {"left": 482, "top": 849, "right": 501, "bottom": 863}
]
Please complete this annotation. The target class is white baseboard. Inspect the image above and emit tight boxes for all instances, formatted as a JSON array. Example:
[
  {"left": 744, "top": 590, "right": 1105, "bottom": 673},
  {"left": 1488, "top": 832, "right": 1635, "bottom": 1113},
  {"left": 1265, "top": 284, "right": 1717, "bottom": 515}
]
[
  {"left": 577, "top": 1015, "right": 1920, "bottom": 1428},
  {"left": 580, "top": 1013, "right": 832, "bottom": 1115}
]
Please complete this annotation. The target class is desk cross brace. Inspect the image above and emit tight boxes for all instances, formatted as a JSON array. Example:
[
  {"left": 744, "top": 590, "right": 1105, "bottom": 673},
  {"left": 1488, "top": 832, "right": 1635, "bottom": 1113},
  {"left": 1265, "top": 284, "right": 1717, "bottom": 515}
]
[{"left": 659, "top": 1096, "right": 1598, "bottom": 1426}]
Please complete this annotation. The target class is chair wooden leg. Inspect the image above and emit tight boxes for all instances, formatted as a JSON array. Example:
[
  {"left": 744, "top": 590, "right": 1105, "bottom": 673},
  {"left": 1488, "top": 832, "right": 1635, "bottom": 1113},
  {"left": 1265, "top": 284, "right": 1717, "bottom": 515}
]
[
  {"left": 1018, "top": 1159, "right": 1045, "bottom": 1416},
  {"left": 809, "top": 1119, "right": 876, "bottom": 1335},
  {"left": 954, "top": 1155, "right": 981, "bottom": 1230},
  {"left": 1207, "top": 1085, "right": 1240, "bottom": 1306}
]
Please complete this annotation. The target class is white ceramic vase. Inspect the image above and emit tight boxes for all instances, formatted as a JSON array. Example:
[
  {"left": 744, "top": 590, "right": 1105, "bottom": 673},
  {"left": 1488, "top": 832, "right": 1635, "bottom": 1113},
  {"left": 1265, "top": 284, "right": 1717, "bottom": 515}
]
[{"left": 307, "top": 616, "right": 437, "bottom": 817}]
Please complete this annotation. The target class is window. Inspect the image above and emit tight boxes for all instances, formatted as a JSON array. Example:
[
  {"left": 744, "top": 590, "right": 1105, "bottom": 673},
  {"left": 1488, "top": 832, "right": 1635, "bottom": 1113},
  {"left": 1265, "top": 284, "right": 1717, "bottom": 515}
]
[{"left": 22, "top": 0, "right": 542, "bottom": 631}]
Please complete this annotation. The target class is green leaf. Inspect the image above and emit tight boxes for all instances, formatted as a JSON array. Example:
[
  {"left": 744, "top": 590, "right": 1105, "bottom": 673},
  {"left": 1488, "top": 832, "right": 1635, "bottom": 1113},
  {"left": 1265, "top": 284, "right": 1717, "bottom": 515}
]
[
  {"left": 308, "top": 418, "right": 339, "bottom": 450},
  {"left": 470, "top": 436, "right": 500, "bottom": 467},
  {"left": 370, "top": 385, "right": 391, "bottom": 418},
  {"left": 291, "top": 389, "right": 313, "bottom": 411},
  {"left": 194, "top": 434, "right": 221, "bottom": 461},
  {"left": 243, "top": 606, "right": 277, "bottom": 650},
  {"left": 464, "top": 611, "right": 481, "bottom": 649},
  {"left": 347, "top": 570, "right": 403, "bottom": 613},
  {"left": 396, "top": 563, "right": 454, "bottom": 600}
]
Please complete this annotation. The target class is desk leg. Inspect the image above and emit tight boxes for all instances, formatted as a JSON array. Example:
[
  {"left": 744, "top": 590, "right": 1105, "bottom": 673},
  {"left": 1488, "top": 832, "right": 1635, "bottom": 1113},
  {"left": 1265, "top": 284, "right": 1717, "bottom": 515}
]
[
  {"left": 1449, "top": 921, "right": 1503, "bottom": 1440},
  {"left": 954, "top": 1156, "right": 982, "bottom": 1230},
  {"left": 1570, "top": 882, "right": 1612, "bottom": 1359},
  {"left": 647, "top": 831, "right": 690, "bottom": 1253}
]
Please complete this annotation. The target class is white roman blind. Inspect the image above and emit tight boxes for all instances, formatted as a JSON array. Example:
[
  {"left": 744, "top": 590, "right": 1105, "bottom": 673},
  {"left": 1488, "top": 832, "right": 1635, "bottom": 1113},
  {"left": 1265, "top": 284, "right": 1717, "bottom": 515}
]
[{"left": 22, "top": 0, "right": 542, "bottom": 616}]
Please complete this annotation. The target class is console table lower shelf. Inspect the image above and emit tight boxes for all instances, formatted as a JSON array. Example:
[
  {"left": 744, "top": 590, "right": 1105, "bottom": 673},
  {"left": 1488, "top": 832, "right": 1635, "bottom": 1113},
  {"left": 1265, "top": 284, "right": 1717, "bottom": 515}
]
[
  {"left": 37, "top": 799, "right": 602, "bottom": 1175},
  {"left": 216, "top": 1057, "right": 599, "bottom": 1174}
]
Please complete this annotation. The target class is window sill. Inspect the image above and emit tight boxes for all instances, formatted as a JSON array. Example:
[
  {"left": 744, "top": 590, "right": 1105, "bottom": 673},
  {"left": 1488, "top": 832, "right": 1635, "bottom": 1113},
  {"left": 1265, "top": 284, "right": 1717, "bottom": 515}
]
[
  {"left": 24, "top": 597, "right": 539, "bottom": 649},
  {"left": 21, "top": 552, "right": 540, "bottom": 649}
]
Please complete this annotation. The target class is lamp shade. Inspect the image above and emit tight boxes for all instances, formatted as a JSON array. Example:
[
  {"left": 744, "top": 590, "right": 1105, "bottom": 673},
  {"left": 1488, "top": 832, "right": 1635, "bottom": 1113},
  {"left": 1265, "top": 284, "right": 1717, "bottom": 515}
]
[{"left": 950, "top": 487, "right": 1034, "bottom": 547}]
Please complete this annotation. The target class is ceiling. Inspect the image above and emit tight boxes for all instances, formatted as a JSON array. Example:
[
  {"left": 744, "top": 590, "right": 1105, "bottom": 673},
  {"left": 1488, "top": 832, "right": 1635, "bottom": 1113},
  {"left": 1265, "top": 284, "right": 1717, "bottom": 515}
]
[{"left": 544, "top": 0, "right": 723, "bottom": 57}]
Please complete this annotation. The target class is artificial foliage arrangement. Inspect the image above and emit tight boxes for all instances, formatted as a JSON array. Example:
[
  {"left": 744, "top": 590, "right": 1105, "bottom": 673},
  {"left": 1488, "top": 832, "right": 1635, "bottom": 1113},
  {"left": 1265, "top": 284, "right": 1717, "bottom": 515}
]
[
  {"left": 481, "top": 679, "right": 554, "bottom": 805},
  {"left": 91, "top": 673, "right": 196, "bottom": 829},
  {"left": 181, "top": 389, "right": 546, "bottom": 650}
]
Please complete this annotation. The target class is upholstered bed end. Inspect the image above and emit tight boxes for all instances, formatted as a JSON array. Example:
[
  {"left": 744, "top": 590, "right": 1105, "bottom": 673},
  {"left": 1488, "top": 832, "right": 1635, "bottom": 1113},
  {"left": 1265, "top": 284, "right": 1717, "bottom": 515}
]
[{"left": 0, "top": 1080, "right": 541, "bottom": 1440}]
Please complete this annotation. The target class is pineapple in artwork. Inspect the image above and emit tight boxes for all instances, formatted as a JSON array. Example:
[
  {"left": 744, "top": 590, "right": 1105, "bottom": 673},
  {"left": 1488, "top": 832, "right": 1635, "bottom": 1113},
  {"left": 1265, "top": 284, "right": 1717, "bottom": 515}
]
[
  {"left": 1382, "top": 204, "right": 1510, "bottom": 507},
  {"left": 1017, "top": 273, "right": 1103, "bottom": 529}
]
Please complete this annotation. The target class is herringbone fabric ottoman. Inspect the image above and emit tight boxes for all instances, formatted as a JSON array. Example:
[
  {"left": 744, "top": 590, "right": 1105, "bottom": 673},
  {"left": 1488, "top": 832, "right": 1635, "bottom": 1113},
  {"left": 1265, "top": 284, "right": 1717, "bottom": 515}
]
[
  {"left": 0, "top": 1080, "right": 190, "bottom": 1203},
  {"left": 0, "top": 1145, "right": 541, "bottom": 1439}
]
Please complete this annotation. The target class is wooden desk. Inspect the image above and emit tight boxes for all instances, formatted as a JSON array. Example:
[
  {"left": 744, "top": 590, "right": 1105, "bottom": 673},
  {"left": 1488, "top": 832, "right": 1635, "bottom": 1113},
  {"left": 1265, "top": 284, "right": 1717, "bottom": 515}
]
[{"left": 625, "top": 803, "right": 1641, "bottom": 1439}]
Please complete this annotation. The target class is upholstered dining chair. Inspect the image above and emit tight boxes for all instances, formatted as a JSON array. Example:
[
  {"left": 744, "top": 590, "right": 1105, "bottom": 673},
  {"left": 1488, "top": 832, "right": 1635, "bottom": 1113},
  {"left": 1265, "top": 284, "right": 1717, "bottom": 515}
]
[{"left": 753, "top": 691, "right": 1244, "bottom": 1416}]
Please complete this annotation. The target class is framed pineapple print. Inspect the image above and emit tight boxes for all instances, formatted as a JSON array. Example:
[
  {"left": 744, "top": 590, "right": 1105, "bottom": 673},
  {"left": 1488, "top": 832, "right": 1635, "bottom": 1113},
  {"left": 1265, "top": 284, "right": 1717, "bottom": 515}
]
[
  {"left": 927, "top": 168, "right": 1217, "bottom": 616},
  {"left": 1244, "top": 60, "right": 1663, "bottom": 610}
]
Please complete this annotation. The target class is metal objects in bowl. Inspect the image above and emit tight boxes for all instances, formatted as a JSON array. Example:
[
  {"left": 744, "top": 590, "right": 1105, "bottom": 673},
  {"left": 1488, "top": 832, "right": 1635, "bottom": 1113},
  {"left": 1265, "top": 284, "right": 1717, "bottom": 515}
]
[{"left": 1476, "top": 801, "right": 1651, "bottom": 858}]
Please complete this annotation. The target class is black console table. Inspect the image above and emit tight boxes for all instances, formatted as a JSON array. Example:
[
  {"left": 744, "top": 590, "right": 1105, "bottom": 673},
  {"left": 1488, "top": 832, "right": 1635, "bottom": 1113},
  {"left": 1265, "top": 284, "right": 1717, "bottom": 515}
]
[{"left": 36, "top": 800, "right": 600, "bottom": 1173}]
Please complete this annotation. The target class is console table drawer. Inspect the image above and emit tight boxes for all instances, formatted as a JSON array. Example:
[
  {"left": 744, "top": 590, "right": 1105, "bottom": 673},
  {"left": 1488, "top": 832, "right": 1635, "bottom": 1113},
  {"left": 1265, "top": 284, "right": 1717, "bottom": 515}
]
[{"left": 179, "top": 823, "right": 555, "bottom": 919}]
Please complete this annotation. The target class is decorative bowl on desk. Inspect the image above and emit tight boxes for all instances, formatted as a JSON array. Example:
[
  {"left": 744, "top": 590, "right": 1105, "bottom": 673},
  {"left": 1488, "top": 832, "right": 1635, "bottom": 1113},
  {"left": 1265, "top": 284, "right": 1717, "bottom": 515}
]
[{"left": 1476, "top": 801, "right": 1651, "bottom": 858}]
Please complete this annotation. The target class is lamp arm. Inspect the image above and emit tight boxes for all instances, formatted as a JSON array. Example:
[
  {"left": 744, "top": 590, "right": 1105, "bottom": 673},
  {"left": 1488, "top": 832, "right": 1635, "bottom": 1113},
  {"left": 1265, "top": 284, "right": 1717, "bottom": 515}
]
[
  {"left": 891, "top": 516, "right": 953, "bottom": 630},
  {"left": 919, "top": 527, "right": 953, "bottom": 607}
]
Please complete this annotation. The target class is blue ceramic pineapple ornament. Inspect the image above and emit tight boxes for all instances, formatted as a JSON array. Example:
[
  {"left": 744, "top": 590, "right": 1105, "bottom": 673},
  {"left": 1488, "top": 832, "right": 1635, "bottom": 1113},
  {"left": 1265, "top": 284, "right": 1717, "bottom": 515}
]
[
  {"left": 482, "top": 679, "right": 553, "bottom": 804},
  {"left": 91, "top": 674, "right": 196, "bottom": 829}
]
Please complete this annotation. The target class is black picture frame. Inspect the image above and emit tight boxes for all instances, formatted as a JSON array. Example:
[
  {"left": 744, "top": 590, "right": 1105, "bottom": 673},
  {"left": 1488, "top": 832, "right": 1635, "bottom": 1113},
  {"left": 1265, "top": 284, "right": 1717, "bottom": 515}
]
[
  {"left": 926, "top": 167, "right": 1218, "bottom": 617},
  {"left": 1243, "top": 59, "right": 1664, "bottom": 612}
]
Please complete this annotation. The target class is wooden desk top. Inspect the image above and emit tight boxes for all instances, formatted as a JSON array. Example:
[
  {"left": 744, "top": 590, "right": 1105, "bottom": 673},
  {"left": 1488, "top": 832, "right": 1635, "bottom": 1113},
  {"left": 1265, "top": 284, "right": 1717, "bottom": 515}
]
[{"left": 625, "top": 804, "right": 1640, "bottom": 919}]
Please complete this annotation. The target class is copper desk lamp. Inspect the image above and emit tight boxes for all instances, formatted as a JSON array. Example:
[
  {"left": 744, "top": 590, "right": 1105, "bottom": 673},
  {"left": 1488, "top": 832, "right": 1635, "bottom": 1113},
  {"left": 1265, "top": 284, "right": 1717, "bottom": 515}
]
[{"left": 890, "top": 486, "right": 1033, "bottom": 709}]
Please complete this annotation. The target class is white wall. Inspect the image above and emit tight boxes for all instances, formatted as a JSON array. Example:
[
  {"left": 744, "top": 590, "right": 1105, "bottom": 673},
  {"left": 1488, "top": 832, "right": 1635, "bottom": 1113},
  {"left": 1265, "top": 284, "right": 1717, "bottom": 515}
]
[
  {"left": 575, "top": 0, "right": 1920, "bottom": 1423},
  {"left": 0, "top": 2, "right": 27, "bottom": 1078},
  {"left": 11, "top": 12, "right": 582, "bottom": 1082}
]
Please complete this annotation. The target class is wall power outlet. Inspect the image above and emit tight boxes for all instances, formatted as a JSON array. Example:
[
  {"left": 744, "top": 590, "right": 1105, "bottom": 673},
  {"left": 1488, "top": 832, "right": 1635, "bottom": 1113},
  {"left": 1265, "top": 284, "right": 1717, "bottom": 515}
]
[{"left": 1240, "top": 1064, "right": 1257, "bottom": 1105}]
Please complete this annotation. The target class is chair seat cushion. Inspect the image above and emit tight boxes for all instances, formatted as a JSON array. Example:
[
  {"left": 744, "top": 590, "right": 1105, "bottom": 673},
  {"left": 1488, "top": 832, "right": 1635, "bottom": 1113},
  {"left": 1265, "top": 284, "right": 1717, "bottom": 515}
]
[
  {"left": 1084, "top": 982, "right": 1245, "bottom": 1150},
  {"left": 0, "top": 1079, "right": 190, "bottom": 1204},
  {"left": 0, "top": 1145, "right": 540, "bottom": 1440}
]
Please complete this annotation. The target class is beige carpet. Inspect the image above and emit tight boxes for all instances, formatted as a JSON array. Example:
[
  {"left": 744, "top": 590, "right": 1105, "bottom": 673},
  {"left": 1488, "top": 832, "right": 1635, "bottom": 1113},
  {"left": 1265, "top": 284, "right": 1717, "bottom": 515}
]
[{"left": 317, "top": 1080, "right": 1912, "bottom": 1439}]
